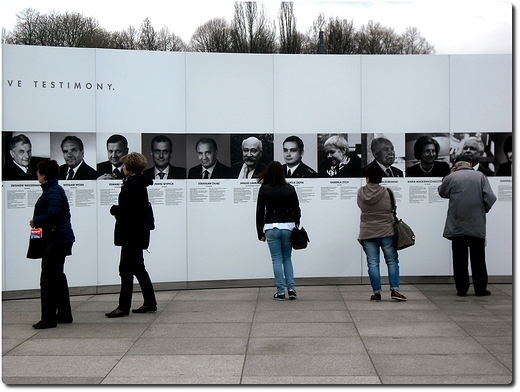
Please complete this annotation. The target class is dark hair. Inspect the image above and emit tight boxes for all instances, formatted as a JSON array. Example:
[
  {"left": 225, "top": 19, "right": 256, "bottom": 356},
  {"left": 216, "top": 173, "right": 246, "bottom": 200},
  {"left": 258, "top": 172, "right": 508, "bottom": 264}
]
[
  {"left": 36, "top": 159, "right": 60, "bottom": 180},
  {"left": 414, "top": 135, "right": 440, "bottom": 161},
  {"left": 61, "top": 135, "right": 84, "bottom": 151},
  {"left": 363, "top": 164, "right": 384, "bottom": 184},
  {"left": 257, "top": 161, "right": 287, "bottom": 186},
  {"left": 283, "top": 135, "right": 304, "bottom": 152},
  {"left": 10, "top": 134, "right": 31, "bottom": 150},
  {"left": 106, "top": 134, "right": 128, "bottom": 149},
  {"left": 195, "top": 137, "right": 218, "bottom": 151},
  {"left": 150, "top": 135, "right": 172, "bottom": 151}
]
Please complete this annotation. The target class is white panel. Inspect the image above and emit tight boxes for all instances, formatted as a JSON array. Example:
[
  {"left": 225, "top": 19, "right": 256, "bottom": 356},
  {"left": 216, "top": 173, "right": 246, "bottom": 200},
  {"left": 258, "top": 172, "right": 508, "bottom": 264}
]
[
  {"left": 362, "top": 55, "right": 450, "bottom": 133},
  {"left": 450, "top": 55, "right": 512, "bottom": 132},
  {"left": 186, "top": 180, "right": 270, "bottom": 281},
  {"left": 274, "top": 55, "right": 361, "bottom": 134},
  {"left": 186, "top": 53, "right": 274, "bottom": 133},
  {"left": 386, "top": 179, "right": 452, "bottom": 276},
  {"left": 289, "top": 179, "right": 364, "bottom": 278},
  {"left": 61, "top": 181, "right": 99, "bottom": 287},
  {"left": 95, "top": 49, "right": 186, "bottom": 134},
  {"left": 485, "top": 177, "right": 513, "bottom": 275},
  {"left": 145, "top": 182, "right": 188, "bottom": 283},
  {"left": 2, "top": 45, "right": 96, "bottom": 132},
  {"left": 3, "top": 181, "right": 42, "bottom": 290}
]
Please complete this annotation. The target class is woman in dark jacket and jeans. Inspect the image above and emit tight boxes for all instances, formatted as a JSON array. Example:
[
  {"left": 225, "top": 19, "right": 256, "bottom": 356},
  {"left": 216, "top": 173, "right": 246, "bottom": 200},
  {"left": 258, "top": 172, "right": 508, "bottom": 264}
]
[
  {"left": 256, "top": 161, "right": 301, "bottom": 300},
  {"left": 30, "top": 159, "right": 75, "bottom": 329},
  {"left": 105, "top": 152, "right": 157, "bottom": 318}
]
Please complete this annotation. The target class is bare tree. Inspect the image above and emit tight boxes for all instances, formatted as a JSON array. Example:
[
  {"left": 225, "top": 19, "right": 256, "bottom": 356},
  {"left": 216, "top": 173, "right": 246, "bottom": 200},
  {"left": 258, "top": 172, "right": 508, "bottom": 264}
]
[
  {"left": 108, "top": 26, "right": 138, "bottom": 49},
  {"left": 7, "top": 8, "right": 41, "bottom": 45},
  {"left": 325, "top": 16, "right": 356, "bottom": 54},
  {"left": 401, "top": 26, "right": 435, "bottom": 54},
  {"left": 190, "top": 17, "right": 232, "bottom": 52},
  {"left": 138, "top": 18, "right": 157, "bottom": 51},
  {"left": 356, "top": 20, "right": 401, "bottom": 54},
  {"left": 301, "top": 12, "right": 325, "bottom": 54},
  {"left": 231, "top": 2, "right": 277, "bottom": 53},
  {"left": 156, "top": 26, "right": 187, "bottom": 51},
  {"left": 278, "top": 2, "right": 301, "bottom": 54}
]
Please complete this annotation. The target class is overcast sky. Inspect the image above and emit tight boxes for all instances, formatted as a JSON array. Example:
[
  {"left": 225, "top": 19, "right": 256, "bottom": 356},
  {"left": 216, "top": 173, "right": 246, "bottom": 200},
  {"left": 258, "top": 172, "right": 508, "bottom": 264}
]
[{"left": 0, "top": 0, "right": 513, "bottom": 54}]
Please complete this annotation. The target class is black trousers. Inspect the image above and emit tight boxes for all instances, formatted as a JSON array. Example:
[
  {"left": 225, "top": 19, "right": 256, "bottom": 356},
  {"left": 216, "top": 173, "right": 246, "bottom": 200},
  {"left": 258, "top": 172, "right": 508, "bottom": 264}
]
[
  {"left": 40, "top": 242, "right": 73, "bottom": 324},
  {"left": 451, "top": 236, "right": 488, "bottom": 294},
  {"left": 117, "top": 245, "right": 157, "bottom": 312}
]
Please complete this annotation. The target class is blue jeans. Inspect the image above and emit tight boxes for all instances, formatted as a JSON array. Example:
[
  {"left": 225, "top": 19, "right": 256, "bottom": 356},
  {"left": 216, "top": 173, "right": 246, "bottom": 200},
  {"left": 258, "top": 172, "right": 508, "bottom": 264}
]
[
  {"left": 362, "top": 237, "right": 400, "bottom": 293},
  {"left": 265, "top": 228, "right": 294, "bottom": 293}
]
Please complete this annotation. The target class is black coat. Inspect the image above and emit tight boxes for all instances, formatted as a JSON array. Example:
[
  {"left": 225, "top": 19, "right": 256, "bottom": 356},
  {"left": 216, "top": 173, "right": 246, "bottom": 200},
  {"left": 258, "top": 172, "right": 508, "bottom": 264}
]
[
  {"left": 33, "top": 179, "right": 75, "bottom": 244},
  {"left": 256, "top": 182, "right": 301, "bottom": 240},
  {"left": 110, "top": 173, "right": 153, "bottom": 249}
]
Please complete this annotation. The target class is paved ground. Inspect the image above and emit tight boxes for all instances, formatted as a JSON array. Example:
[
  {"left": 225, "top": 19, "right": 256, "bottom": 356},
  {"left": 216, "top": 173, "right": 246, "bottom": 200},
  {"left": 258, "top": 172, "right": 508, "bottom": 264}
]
[{"left": 2, "top": 284, "right": 512, "bottom": 385}]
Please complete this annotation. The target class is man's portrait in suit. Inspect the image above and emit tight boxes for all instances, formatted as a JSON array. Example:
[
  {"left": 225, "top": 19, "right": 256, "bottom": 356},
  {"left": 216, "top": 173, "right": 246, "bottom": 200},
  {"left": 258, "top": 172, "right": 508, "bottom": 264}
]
[
  {"left": 460, "top": 136, "right": 494, "bottom": 176},
  {"left": 58, "top": 136, "right": 98, "bottom": 180},
  {"left": 97, "top": 134, "right": 129, "bottom": 180},
  {"left": 143, "top": 135, "right": 186, "bottom": 180},
  {"left": 318, "top": 135, "right": 362, "bottom": 178},
  {"left": 362, "top": 137, "right": 404, "bottom": 177},
  {"left": 188, "top": 137, "right": 232, "bottom": 179},
  {"left": 282, "top": 135, "right": 317, "bottom": 178},
  {"left": 3, "top": 134, "right": 42, "bottom": 180},
  {"left": 230, "top": 136, "right": 268, "bottom": 179}
]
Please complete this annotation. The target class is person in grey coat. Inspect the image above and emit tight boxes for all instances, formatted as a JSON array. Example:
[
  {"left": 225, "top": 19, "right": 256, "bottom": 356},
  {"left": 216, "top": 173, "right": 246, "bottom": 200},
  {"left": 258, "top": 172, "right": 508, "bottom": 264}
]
[{"left": 438, "top": 154, "right": 497, "bottom": 297}]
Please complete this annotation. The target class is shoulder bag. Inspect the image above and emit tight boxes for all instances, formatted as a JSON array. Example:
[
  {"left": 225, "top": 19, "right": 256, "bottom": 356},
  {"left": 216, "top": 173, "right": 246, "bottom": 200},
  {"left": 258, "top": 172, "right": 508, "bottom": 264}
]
[
  {"left": 291, "top": 225, "right": 310, "bottom": 250},
  {"left": 27, "top": 227, "right": 55, "bottom": 259},
  {"left": 387, "top": 188, "right": 415, "bottom": 250}
]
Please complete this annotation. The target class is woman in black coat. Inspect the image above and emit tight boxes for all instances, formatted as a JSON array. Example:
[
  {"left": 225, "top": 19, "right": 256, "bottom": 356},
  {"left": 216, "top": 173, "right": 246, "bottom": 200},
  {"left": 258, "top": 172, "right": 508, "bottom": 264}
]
[
  {"left": 105, "top": 152, "right": 157, "bottom": 318},
  {"left": 256, "top": 161, "right": 301, "bottom": 300},
  {"left": 30, "top": 159, "right": 75, "bottom": 329}
]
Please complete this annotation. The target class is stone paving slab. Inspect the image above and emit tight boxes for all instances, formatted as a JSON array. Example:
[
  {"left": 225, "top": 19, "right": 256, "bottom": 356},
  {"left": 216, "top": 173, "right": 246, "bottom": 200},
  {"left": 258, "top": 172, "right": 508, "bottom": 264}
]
[{"left": 2, "top": 284, "right": 513, "bottom": 385}]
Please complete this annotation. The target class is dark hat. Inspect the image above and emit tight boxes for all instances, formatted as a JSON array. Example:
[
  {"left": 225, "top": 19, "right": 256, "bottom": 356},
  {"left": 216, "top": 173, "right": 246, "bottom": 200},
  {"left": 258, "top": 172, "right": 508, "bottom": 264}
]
[{"left": 454, "top": 154, "right": 473, "bottom": 164}]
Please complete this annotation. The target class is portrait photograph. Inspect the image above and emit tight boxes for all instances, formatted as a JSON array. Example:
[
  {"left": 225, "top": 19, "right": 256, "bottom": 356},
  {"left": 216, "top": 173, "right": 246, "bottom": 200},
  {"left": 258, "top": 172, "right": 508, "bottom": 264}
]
[
  {"left": 229, "top": 134, "right": 274, "bottom": 179},
  {"left": 274, "top": 134, "right": 318, "bottom": 178},
  {"left": 361, "top": 133, "right": 405, "bottom": 178},
  {"left": 450, "top": 132, "right": 495, "bottom": 176},
  {"left": 317, "top": 133, "right": 362, "bottom": 178},
  {"left": 50, "top": 133, "right": 98, "bottom": 180},
  {"left": 186, "top": 134, "right": 233, "bottom": 179},
  {"left": 141, "top": 133, "right": 187, "bottom": 180},
  {"left": 405, "top": 133, "right": 450, "bottom": 177},
  {"left": 2, "top": 131, "right": 50, "bottom": 181}
]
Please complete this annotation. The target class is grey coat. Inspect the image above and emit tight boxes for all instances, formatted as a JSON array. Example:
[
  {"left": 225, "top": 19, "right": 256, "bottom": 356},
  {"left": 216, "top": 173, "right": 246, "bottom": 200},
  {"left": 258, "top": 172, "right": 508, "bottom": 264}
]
[
  {"left": 438, "top": 166, "right": 496, "bottom": 240},
  {"left": 357, "top": 182, "right": 394, "bottom": 241}
]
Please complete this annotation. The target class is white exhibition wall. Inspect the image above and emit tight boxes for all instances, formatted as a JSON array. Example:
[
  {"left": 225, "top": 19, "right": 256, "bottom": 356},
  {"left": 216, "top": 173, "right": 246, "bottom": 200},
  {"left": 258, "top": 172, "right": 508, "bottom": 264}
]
[{"left": 2, "top": 44, "right": 512, "bottom": 292}]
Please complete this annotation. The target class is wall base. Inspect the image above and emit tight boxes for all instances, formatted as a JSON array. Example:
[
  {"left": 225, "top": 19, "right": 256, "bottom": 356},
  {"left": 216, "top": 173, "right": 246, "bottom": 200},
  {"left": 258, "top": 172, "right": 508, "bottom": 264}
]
[{"left": 2, "top": 275, "right": 512, "bottom": 300}]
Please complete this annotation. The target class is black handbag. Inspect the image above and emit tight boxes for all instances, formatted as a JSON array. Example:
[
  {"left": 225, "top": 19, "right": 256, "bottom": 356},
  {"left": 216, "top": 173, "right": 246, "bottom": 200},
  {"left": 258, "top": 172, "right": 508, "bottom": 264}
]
[
  {"left": 27, "top": 228, "right": 55, "bottom": 259},
  {"left": 387, "top": 189, "right": 415, "bottom": 250},
  {"left": 291, "top": 226, "right": 310, "bottom": 250}
]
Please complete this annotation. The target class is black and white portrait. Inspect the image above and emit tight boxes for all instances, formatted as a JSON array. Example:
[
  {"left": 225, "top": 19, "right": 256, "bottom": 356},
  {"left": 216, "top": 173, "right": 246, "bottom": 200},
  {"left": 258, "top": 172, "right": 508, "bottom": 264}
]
[
  {"left": 229, "top": 134, "right": 274, "bottom": 179},
  {"left": 318, "top": 133, "right": 362, "bottom": 178},
  {"left": 50, "top": 134, "right": 98, "bottom": 180},
  {"left": 361, "top": 134, "right": 404, "bottom": 178},
  {"left": 3, "top": 132, "right": 48, "bottom": 181},
  {"left": 450, "top": 133, "right": 495, "bottom": 176},
  {"left": 405, "top": 133, "right": 450, "bottom": 177},
  {"left": 187, "top": 135, "right": 232, "bottom": 179},
  {"left": 142, "top": 134, "right": 186, "bottom": 180}
]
